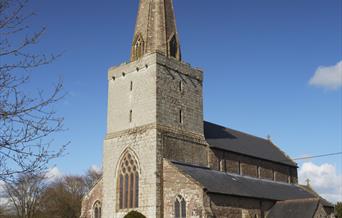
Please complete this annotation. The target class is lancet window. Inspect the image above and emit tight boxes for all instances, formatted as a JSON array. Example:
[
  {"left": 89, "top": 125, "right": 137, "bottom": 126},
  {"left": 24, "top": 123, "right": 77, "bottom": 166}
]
[
  {"left": 133, "top": 35, "right": 144, "bottom": 60},
  {"left": 174, "top": 195, "right": 186, "bottom": 218},
  {"left": 118, "top": 151, "right": 139, "bottom": 209},
  {"left": 169, "top": 35, "right": 178, "bottom": 58},
  {"left": 93, "top": 201, "right": 101, "bottom": 218}
]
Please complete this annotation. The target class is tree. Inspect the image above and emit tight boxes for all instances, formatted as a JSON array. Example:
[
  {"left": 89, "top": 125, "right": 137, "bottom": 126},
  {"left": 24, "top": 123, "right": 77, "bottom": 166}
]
[
  {"left": 336, "top": 202, "right": 342, "bottom": 218},
  {"left": 40, "top": 175, "right": 87, "bottom": 218},
  {"left": 83, "top": 167, "right": 102, "bottom": 192},
  {"left": 0, "top": 0, "right": 66, "bottom": 180},
  {"left": 3, "top": 173, "right": 47, "bottom": 218},
  {"left": 124, "top": 211, "right": 146, "bottom": 218}
]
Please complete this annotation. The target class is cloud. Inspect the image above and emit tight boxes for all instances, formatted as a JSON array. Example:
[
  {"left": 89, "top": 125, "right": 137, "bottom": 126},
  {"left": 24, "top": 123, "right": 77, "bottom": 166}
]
[
  {"left": 90, "top": 165, "right": 102, "bottom": 174},
  {"left": 299, "top": 162, "right": 342, "bottom": 203},
  {"left": 45, "top": 167, "right": 62, "bottom": 181},
  {"left": 309, "top": 60, "right": 342, "bottom": 90}
]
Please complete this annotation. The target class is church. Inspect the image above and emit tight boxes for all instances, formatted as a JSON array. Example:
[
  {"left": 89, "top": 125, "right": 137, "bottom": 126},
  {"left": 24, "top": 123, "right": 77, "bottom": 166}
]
[{"left": 80, "top": 0, "right": 335, "bottom": 217}]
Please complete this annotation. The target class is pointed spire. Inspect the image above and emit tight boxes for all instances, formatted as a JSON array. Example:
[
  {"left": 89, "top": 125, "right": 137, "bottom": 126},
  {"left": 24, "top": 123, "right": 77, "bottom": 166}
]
[{"left": 130, "top": 0, "right": 181, "bottom": 62}]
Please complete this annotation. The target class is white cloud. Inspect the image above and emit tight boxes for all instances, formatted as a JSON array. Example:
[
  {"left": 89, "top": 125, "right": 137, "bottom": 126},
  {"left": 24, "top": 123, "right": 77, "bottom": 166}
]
[
  {"left": 309, "top": 60, "right": 342, "bottom": 90},
  {"left": 299, "top": 162, "right": 342, "bottom": 203},
  {"left": 90, "top": 164, "right": 102, "bottom": 174},
  {"left": 45, "top": 167, "right": 62, "bottom": 181}
]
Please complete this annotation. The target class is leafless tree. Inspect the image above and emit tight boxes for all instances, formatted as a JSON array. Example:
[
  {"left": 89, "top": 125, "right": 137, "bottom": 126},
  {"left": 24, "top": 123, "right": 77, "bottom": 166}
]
[
  {"left": 3, "top": 173, "right": 47, "bottom": 218},
  {"left": 0, "top": 0, "right": 66, "bottom": 180},
  {"left": 83, "top": 167, "right": 102, "bottom": 191},
  {"left": 40, "top": 175, "right": 87, "bottom": 218}
]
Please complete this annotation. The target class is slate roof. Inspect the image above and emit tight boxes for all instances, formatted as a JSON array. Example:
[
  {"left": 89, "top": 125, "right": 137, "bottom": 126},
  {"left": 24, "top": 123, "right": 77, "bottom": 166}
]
[
  {"left": 173, "top": 162, "right": 314, "bottom": 201},
  {"left": 204, "top": 121, "right": 297, "bottom": 167},
  {"left": 299, "top": 185, "right": 334, "bottom": 208},
  {"left": 267, "top": 198, "right": 320, "bottom": 218}
]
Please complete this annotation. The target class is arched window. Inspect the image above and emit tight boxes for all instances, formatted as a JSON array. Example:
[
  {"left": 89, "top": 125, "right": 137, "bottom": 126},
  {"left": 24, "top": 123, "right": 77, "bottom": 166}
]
[
  {"left": 93, "top": 201, "right": 101, "bottom": 218},
  {"left": 133, "top": 35, "right": 144, "bottom": 60},
  {"left": 118, "top": 151, "right": 139, "bottom": 209},
  {"left": 174, "top": 195, "right": 186, "bottom": 218},
  {"left": 169, "top": 35, "right": 178, "bottom": 58}
]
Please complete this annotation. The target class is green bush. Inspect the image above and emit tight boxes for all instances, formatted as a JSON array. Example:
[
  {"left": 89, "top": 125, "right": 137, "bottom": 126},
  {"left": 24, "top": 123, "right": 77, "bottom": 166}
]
[
  {"left": 124, "top": 211, "right": 146, "bottom": 218},
  {"left": 336, "top": 202, "right": 342, "bottom": 218}
]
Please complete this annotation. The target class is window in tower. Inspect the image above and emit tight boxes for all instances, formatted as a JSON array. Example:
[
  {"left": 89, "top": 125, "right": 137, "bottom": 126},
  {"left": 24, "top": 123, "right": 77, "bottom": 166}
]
[
  {"left": 169, "top": 35, "right": 178, "bottom": 58},
  {"left": 93, "top": 201, "right": 101, "bottom": 218},
  {"left": 134, "top": 34, "right": 144, "bottom": 60},
  {"left": 174, "top": 195, "right": 186, "bottom": 218},
  {"left": 130, "top": 81, "right": 133, "bottom": 91},
  {"left": 179, "top": 80, "right": 183, "bottom": 92},
  {"left": 179, "top": 109, "right": 183, "bottom": 124},
  {"left": 118, "top": 151, "right": 140, "bottom": 209},
  {"left": 129, "top": 110, "right": 132, "bottom": 123}
]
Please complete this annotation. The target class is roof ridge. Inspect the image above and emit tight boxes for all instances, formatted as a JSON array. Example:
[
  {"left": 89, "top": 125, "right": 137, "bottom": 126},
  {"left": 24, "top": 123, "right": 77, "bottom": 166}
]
[
  {"left": 277, "top": 197, "right": 320, "bottom": 203},
  {"left": 299, "top": 184, "right": 334, "bottom": 207},
  {"left": 204, "top": 120, "right": 269, "bottom": 142},
  {"left": 204, "top": 120, "right": 297, "bottom": 167},
  {"left": 172, "top": 161, "right": 299, "bottom": 187},
  {"left": 170, "top": 160, "right": 210, "bottom": 170}
]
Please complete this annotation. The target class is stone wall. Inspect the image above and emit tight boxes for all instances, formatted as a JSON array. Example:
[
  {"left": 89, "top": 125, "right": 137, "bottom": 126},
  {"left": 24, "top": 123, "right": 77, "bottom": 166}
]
[
  {"left": 314, "top": 203, "right": 328, "bottom": 218},
  {"left": 155, "top": 54, "right": 208, "bottom": 167},
  {"left": 104, "top": 53, "right": 207, "bottom": 217},
  {"left": 156, "top": 53, "right": 203, "bottom": 135},
  {"left": 209, "top": 194, "right": 274, "bottom": 218},
  {"left": 80, "top": 179, "right": 103, "bottom": 218},
  {"left": 161, "top": 127, "right": 208, "bottom": 167},
  {"left": 209, "top": 149, "right": 298, "bottom": 184},
  {"left": 103, "top": 126, "right": 159, "bottom": 218},
  {"left": 163, "top": 160, "right": 207, "bottom": 218},
  {"left": 107, "top": 55, "right": 158, "bottom": 134}
]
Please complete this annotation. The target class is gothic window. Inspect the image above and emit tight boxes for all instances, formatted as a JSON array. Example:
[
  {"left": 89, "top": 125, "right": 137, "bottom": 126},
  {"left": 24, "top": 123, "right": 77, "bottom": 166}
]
[
  {"left": 118, "top": 151, "right": 139, "bottom": 209},
  {"left": 134, "top": 35, "right": 144, "bottom": 60},
  {"left": 169, "top": 35, "right": 178, "bottom": 58},
  {"left": 174, "top": 195, "right": 186, "bottom": 218},
  {"left": 93, "top": 201, "right": 101, "bottom": 218}
]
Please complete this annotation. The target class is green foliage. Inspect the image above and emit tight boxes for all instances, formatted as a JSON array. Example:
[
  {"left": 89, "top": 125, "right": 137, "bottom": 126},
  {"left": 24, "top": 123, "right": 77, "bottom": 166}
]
[
  {"left": 336, "top": 202, "right": 342, "bottom": 218},
  {"left": 124, "top": 211, "right": 146, "bottom": 218}
]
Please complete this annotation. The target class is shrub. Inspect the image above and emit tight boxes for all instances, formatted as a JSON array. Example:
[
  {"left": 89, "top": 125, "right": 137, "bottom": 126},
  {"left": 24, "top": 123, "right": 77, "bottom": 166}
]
[{"left": 124, "top": 211, "right": 146, "bottom": 218}]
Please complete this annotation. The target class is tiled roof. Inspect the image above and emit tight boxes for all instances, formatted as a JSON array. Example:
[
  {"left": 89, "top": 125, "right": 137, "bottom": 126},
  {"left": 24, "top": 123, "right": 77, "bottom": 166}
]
[
  {"left": 267, "top": 198, "right": 320, "bottom": 218},
  {"left": 173, "top": 161, "right": 314, "bottom": 201},
  {"left": 204, "top": 121, "right": 297, "bottom": 167}
]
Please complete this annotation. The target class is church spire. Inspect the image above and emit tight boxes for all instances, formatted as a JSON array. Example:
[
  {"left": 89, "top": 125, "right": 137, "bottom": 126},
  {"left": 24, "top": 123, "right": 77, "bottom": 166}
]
[{"left": 130, "top": 0, "right": 181, "bottom": 62}]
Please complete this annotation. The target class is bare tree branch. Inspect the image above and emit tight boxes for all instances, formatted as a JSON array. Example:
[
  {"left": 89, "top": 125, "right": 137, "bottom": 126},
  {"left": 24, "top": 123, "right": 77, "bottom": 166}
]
[{"left": 0, "top": 0, "right": 67, "bottom": 181}]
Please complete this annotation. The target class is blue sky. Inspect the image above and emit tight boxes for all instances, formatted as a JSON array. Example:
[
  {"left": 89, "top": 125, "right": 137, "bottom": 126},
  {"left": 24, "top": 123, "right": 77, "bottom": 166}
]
[{"left": 18, "top": 0, "right": 341, "bottom": 200}]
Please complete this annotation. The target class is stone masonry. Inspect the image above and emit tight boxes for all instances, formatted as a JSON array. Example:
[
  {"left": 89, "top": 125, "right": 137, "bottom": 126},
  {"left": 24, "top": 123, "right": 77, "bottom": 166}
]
[
  {"left": 103, "top": 52, "right": 207, "bottom": 217},
  {"left": 131, "top": 0, "right": 181, "bottom": 61}
]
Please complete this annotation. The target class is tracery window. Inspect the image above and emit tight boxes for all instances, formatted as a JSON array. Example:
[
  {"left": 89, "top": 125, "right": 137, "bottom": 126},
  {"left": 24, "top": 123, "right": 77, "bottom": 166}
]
[
  {"left": 134, "top": 35, "right": 144, "bottom": 60},
  {"left": 118, "top": 151, "right": 139, "bottom": 209},
  {"left": 93, "top": 201, "right": 101, "bottom": 218},
  {"left": 174, "top": 195, "right": 186, "bottom": 218}
]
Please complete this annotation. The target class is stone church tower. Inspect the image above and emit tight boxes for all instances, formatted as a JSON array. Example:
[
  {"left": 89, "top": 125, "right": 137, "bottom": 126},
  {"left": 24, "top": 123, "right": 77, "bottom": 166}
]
[
  {"left": 81, "top": 0, "right": 335, "bottom": 217},
  {"left": 102, "top": 0, "right": 207, "bottom": 217}
]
